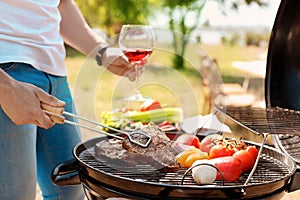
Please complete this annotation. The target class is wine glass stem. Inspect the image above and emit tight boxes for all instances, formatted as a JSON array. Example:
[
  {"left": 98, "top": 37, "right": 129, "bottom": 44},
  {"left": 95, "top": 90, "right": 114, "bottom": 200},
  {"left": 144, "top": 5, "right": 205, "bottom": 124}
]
[
  {"left": 135, "top": 64, "right": 140, "bottom": 83},
  {"left": 133, "top": 62, "right": 146, "bottom": 97},
  {"left": 134, "top": 63, "right": 140, "bottom": 94}
]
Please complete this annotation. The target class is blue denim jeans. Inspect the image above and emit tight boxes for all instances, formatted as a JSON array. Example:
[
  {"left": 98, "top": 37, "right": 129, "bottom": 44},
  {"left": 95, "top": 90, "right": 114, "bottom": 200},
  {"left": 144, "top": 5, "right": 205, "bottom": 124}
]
[{"left": 0, "top": 63, "right": 84, "bottom": 200}]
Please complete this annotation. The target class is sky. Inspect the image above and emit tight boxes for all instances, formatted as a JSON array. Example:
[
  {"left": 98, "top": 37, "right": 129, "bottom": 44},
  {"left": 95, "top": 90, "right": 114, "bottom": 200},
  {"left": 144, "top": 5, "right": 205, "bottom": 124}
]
[
  {"left": 201, "top": 0, "right": 281, "bottom": 28},
  {"left": 152, "top": 0, "right": 281, "bottom": 29}
]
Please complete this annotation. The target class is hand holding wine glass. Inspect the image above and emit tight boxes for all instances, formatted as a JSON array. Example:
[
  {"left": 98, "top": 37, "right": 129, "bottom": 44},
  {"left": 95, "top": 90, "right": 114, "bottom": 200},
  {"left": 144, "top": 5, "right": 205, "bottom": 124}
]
[
  {"left": 119, "top": 24, "right": 155, "bottom": 100},
  {"left": 119, "top": 25, "right": 155, "bottom": 76}
]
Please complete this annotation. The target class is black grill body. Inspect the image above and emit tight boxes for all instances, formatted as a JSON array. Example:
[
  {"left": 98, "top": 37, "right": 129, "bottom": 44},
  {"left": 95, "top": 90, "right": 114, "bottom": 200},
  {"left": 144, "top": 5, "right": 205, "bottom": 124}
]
[{"left": 265, "top": 0, "right": 300, "bottom": 192}]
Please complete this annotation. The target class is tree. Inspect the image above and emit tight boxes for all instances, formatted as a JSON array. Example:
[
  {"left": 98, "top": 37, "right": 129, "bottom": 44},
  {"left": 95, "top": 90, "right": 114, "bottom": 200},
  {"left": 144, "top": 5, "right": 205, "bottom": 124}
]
[
  {"left": 75, "top": 0, "right": 155, "bottom": 36},
  {"left": 159, "top": 0, "right": 268, "bottom": 69},
  {"left": 160, "top": 0, "right": 206, "bottom": 69}
]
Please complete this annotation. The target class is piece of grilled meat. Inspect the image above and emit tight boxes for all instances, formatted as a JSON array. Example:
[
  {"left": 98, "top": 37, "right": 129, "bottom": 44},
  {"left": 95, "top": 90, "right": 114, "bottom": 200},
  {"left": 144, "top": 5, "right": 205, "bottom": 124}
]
[{"left": 94, "top": 123, "right": 179, "bottom": 172}]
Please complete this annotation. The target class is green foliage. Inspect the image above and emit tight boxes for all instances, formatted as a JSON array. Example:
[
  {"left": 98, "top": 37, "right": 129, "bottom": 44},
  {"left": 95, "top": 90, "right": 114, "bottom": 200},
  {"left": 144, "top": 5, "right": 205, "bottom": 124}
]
[
  {"left": 159, "top": 0, "right": 206, "bottom": 69},
  {"left": 221, "top": 32, "right": 241, "bottom": 46},
  {"left": 245, "top": 32, "right": 270, "bottom": 46},
  {"left": 157, "top": 0, "right": 268, "bottom": 69},
  {"left": 215, "top": 0, "right": 268, "bottom": 10},
  {"left": 74, "top": 0, "right": 156, "bottom": 35}
]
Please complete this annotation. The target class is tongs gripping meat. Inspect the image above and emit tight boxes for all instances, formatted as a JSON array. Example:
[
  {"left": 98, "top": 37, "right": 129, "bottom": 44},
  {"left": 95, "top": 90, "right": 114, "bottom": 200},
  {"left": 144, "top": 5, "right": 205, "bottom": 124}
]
[{"left": 42, "top": 103, "right": 151, "bottom": 147}]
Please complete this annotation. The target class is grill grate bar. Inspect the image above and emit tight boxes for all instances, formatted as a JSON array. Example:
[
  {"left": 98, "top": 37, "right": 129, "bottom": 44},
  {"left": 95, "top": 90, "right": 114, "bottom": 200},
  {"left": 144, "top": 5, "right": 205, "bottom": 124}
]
[
  {"left": 78, "top": 146, "right": 291, "bottom": 187},
  {"left": 218, "top": 107, "right": 300, "bottom": 135}
]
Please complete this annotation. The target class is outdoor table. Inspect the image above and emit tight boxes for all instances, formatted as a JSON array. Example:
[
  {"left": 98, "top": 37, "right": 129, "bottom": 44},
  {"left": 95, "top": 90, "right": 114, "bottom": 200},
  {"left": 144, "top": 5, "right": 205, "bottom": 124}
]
[{"left": 232, "top": 60, "right": 266, "bottom": 91}]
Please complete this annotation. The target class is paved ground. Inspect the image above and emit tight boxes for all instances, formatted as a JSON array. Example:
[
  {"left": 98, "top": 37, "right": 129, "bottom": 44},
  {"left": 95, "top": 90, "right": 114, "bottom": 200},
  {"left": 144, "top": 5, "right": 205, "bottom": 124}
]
[{"left": 281, "top": 191, "right": 300, "bottom": 200}]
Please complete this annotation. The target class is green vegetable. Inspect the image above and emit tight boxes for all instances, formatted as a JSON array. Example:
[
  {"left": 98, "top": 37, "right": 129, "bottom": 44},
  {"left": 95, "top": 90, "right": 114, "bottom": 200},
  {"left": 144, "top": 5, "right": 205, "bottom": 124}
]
[
  {"left": 100, "top": 107, "right": 182, "bottom": 131},
  {"left": 100, "top": 110, "right": 131, "bottom": 130},
  {"left": 124, "top": 108, "right": 183, "bottom": 123}
]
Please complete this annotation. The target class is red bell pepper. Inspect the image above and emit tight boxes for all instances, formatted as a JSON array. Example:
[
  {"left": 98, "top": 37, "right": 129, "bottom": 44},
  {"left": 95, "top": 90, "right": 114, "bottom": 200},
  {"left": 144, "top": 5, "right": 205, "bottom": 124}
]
[{"left": 140, "top": 99, "right": 162, "bottom": 112}]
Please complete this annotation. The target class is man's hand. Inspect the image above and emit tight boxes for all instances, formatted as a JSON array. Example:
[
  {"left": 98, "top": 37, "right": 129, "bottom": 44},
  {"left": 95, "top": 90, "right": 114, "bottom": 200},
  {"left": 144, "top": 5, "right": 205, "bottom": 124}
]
[{"left": 0, "top": 78, "right": 65, "bottom": 129}]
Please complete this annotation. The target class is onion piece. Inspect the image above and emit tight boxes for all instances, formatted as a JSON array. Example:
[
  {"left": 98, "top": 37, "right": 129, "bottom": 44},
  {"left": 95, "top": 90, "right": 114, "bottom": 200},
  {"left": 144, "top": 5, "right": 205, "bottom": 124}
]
[{"left": 192, "top": 160, "right": 217, "bottom": 184}]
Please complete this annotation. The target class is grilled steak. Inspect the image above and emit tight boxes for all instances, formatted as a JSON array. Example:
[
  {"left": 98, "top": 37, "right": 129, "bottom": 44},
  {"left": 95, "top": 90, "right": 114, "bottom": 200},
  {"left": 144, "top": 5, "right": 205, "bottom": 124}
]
[{"left": 94, "top": 123, "right": 179, "bottom": 172}]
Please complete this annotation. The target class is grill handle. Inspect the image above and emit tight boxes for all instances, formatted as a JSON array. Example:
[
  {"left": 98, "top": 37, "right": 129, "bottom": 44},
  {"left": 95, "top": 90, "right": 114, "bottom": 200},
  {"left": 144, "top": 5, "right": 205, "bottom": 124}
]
[
  {"left": 51, "top": 159, "right": 81, "bottom": 186},
  {"left": 287, "top": 166, "right": 300, "bottom": 192}
]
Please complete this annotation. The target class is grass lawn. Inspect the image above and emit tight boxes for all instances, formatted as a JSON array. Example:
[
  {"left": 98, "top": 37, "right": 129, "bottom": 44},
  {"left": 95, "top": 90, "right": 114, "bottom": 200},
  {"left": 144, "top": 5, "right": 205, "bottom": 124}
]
[
  {"left": 64, "top": 44, "right": 266, "bottom": 126},
  {"left": 203, "top": 44, "right": 266, "bottom": 75},
  {"left": 65, "top": 44, "right": 267, "bottom": 86}
]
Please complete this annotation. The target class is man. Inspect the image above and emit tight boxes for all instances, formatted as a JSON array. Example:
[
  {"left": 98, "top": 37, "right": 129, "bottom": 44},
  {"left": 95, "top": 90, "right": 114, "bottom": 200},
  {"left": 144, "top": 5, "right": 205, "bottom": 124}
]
[{"left": 0, "top": 0, "right": 134, "bottom": 199}]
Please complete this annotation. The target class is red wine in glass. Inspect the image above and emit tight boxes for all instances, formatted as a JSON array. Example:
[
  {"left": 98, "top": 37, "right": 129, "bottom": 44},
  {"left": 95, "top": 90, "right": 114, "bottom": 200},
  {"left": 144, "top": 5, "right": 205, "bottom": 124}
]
[{"left": 123, "top": 49, "right": 153, "bottom": 65}]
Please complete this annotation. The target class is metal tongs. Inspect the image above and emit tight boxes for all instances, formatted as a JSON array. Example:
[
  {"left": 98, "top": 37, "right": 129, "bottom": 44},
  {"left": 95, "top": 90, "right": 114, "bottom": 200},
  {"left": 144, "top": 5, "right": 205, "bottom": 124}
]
[{"left": 42, "top": 104, "right": 151, "bottom": 147}]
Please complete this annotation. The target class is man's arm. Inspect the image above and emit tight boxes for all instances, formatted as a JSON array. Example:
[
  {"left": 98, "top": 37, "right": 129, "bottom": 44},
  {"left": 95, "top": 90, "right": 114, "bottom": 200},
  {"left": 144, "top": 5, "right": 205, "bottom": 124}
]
[
  {"left": 58, "top": 0, "right": 134, "bottom": 77},
  {"left": 0, "top": 69, "right": 65, "bottom": 128},
  {"left": 58, "top": 0, "right": 108, "bottom": 56}
]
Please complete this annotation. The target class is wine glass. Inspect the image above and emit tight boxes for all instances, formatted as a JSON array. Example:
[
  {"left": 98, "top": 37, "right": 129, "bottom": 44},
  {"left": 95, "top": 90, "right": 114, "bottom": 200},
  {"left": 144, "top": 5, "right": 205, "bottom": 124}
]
[{"left": 118, "top": 24, "right": 155, "bottom": 101}]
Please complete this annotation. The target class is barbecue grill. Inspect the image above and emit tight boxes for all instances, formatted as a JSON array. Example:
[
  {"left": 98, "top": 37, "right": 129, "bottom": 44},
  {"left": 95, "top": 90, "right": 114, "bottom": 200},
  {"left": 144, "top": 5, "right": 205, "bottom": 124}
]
[
  {"left": 51, "top": 0, "right": 300, "bottom": 199},
  {"left": 52, "top": 137, "right": 296, "bottom": 200}
]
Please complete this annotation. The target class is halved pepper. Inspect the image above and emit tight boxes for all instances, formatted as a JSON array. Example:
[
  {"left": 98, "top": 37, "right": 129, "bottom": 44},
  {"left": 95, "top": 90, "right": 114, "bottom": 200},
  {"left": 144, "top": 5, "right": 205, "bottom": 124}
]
[{"left": 175, "top": 147, "right": 208, "bottom": 168}]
